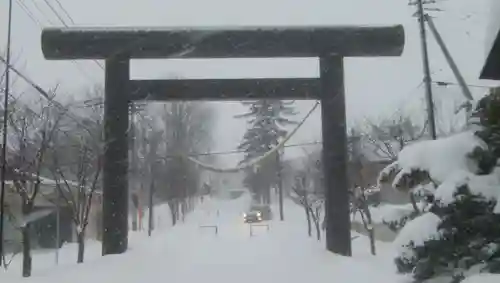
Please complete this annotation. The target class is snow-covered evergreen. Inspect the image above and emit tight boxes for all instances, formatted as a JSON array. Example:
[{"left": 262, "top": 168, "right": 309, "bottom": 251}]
[
  {"left": 378, "top": 91, "right": 500, "bottom": 282},
  {"left": 235, "top": 100, "right": 296, "bottom": 204}
]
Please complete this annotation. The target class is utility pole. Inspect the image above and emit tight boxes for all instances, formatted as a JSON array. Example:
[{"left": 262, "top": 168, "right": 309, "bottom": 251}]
[
  {"left": 425, "top": 15, "right": 473, "bottom": 124},
  {"left": 416, "top": 0, "right": 437, "bottom": 140},
  {"left": 0, "top": 0, "right": 14, "bottom": 267}
]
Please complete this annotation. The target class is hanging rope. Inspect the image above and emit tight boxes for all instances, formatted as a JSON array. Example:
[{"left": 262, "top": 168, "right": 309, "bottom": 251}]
[{"left": 186, "top": 101, "right": 320, "bottom": 173}]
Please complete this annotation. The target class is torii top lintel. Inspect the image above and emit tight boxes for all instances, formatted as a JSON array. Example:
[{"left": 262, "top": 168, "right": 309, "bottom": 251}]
[{"left": 41, "top": 25, "right": 405, "bottom": 60}]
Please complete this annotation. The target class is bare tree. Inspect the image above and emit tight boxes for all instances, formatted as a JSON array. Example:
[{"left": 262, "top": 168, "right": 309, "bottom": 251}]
[
  {"left": 135, "top": 112, "right": 163, "bottom": 234},
  {"left": 7, "top": 98, "right": 64, "bottom": 277},
  {"left": 356, "top": 114, "right": 427, "bottom": 215},
  {"left": 349, "top": 185, "right": 377, "bottom": 255},
  {"left": 158, "top": 102, "right": 214, "bottom": 225},
  {"left": 290, "top": 170, "right": 322, "bottom": 241},
  {"left": 49, "top": 97, "right": 103, "bottom": 263},
  {"left": 361, "top": 113, "right": 426, "bottom": 161}
]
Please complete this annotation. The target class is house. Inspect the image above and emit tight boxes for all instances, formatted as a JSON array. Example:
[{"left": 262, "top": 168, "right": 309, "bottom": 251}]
[
  {"left": 281, "top": 136, "right": 409, "bottom": 205},
  {"left": 2, "top": 167, "right": 103, "bottom": 253}
]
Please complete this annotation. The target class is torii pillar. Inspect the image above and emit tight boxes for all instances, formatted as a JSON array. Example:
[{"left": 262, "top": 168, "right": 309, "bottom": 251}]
[{"left": 40, "top": 25, "right": 404, "bottom": 256}]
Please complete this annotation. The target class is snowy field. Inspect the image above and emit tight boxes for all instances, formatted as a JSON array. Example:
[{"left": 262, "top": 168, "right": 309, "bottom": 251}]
[{"left": 0, "top": 193, "right": 496, "bottom": 283}]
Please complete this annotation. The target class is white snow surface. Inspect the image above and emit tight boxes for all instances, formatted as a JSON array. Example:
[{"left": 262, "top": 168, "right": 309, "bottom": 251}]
[
  {"left": 434, "top": 168, "right": 500, "bottom": 207},
  {"left": 1, "top": 194, "right": 405, "bottom": 283},
  {"left": 393, "top": 212, "right": 442, "bottom": 260},
  {"left": 397, "top": 131, "right": 486, "bottom": 184},
  {"left": 462, "top": 273, "right": 500, "bottom": 283},
  {"left": 352, "top": 203, "right": 425, "bottom": 225}
]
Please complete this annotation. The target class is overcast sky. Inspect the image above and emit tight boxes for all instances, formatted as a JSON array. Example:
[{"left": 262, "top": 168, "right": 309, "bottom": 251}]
[{"left": 0, "top": 0, "right": 499, "bottom": 166}]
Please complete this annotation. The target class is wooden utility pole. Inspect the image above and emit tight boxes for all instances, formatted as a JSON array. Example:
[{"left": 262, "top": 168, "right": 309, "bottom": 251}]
[
  {"left": 425, "top": 14, "right": 473, "bottom": 123},
  {"left": 0, "top": 0, "right": 14, "bottom": 266},
  {"left": 416, "top": 0, "right": 437, "bottom": 140}
]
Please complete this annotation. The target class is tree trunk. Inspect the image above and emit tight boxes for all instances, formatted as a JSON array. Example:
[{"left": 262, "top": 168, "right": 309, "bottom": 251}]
[
  {"left": 309, "top": 208, "right": 321, "bottom": 241},
  {"left": 303, "top": 200, "right": 312, "bottom": 237},
  {"left": 168, "top": 200, "right": 177, "bottom": 226},
  {"left": 77, "top": 231, "right": 85, "bottom": 263},
  {"left": 21, "top": 225, "right": 32, "bottom": 277},
  {"left": 264, "top": 187, "right": 271, "bottom": 204},
  {"left": 21, "top": 199, "right": 33, "bottom": 277},
  {"left": 181, "top": 201, "right": 186, "bottom": 222},
  {"left": 131, "top": 193, "right": 139, "bottom": 231},
  {"left": 131, "top": 213, "right": 138, "bottom": 231},
  {"left": 360, "top": 208, "right": 376, "bottom": 255}
]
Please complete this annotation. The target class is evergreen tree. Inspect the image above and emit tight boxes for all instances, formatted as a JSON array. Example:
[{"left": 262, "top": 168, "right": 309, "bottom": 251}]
[
  {"left": 236, "top": 100, "right": 296, "bottom": 204},
  {"left": 380, "top": 89, "right": 500, "bottom": 282}
]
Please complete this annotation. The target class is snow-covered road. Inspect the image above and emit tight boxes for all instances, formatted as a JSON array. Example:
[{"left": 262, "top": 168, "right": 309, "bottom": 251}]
[{"left": 1, "top": 195, "right": 404, "bottom": 283}]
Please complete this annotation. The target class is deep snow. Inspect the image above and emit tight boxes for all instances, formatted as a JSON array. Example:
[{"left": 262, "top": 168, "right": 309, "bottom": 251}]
[{"left": 0, "top": 194, "right": 414, "bottom": 283}]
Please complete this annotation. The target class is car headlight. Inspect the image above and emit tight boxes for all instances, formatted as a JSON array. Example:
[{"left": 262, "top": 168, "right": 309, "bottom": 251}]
[{"left": 243, "top": 213, "right": 247, "bottom": 218}]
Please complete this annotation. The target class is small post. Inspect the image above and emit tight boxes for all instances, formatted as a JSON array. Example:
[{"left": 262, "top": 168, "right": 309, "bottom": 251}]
[
  {"left": 148, "top": 178, "right": 154, "bottom": 237},
  {"left": 55, "top": 191, "right": 60, "bottom": 265},
  {"left": 102, "top": 56, "right": 130, "bottom": 255},
  {"left": 319, "top": 54, "right": 352, "bottom": 256}
]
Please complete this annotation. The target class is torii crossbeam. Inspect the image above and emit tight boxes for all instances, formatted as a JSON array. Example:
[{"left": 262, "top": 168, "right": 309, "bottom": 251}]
[{"left": 41, "top": 24, "right": 405, "bottom": 257}]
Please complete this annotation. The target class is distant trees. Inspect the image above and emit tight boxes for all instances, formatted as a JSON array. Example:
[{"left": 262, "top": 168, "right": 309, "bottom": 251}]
[
  {"left": 236, "top": 100, "right": 296, "bottom": 204},
  {"left": 155, "top": 102, "right": 214, "bottom": 225}
]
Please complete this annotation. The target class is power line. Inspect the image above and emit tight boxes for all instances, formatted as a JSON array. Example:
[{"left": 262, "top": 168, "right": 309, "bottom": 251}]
[
  {"left": 14, "top": 1, "right": 97, "bottom": 83},
  {"left": 53, "top": 0, "right": 75, "bottom": 24},
  {"left": 15, "top": 0, "right": 41, "bottom": 26},
  {"left": 179, "top": 141, "right": 322, "bottom": 158},
  {"left": 32, "top": 0, "right": 56, "bottom": 25},
  {"left": 0, "top": 55, "right": 99, "bottom": 138},
  {"left": 42, "top": 0, "right": 66, "bottom": 25},
  {"left": 40, "top": 0, "right": 104, "bottom": 70}
]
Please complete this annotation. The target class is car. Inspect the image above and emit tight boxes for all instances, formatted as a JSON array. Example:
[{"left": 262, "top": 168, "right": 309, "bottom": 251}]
[
  {"left": 248, "top": 204, "right": 273, "bottom": 221},
  {"left": 243, "top": 211, "right": 263, "bottom": 223}
]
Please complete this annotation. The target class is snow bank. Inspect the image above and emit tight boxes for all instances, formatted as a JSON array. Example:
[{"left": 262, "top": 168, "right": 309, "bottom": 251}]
[
  {"left": 2, "top": 195, "right": 405, "bottom": 283},
  {"left": 351, "top": 203, "right": 424, "bottom": 225},
  {"left": 463, "top": 273, "right": 500, "bottom": 283},
  {"left": 397, "top": 131, "right": 486, "bottom": 183}
]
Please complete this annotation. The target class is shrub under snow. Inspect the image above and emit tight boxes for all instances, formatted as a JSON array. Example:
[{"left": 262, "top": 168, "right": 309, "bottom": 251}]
[{"left": 378, "top": 92, "right": 500, "bottom": 282}]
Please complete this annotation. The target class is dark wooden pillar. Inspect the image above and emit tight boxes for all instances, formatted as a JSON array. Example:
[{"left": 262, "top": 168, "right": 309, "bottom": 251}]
[
  {"left": 103, "top": 56, "right": 130, "bottom": 255},
  {"left": 319, "top": 55, "right": 351, "bottom": 256}
]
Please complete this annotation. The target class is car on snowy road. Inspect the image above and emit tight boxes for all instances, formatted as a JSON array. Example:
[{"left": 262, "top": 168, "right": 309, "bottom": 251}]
[
  {"left": 243, "top": 211, "right": 263, "bottom": 223},
  {"left": 243, "top": 204, "right": 273, "bottom": 223}
]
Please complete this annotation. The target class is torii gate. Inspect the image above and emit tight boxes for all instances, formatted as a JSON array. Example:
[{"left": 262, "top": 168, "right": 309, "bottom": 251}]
[{"left": 40, "top": 24, "right": 405, "bottom": 256}]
